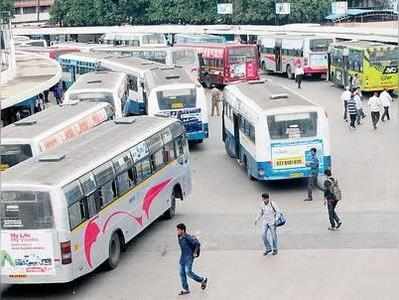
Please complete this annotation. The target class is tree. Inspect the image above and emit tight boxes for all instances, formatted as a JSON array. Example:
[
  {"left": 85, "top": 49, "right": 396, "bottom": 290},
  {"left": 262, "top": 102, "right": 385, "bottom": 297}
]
[{"left": 0, "top": 0, "right": 15, "bottom": 20}]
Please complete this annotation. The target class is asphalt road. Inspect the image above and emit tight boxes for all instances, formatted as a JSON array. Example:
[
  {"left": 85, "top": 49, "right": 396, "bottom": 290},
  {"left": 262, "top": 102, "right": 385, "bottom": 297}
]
[{"left": 2, "top": 76, "right": 399, "bottom": 300}]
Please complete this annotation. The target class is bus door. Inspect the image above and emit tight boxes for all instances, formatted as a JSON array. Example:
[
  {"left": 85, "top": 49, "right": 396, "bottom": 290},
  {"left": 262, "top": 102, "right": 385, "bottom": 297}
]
[
  {"left": 275, "top": 40, "right": 282, "bottom": 73},
  {"left": 233, "top": 114, "right": 240, "bottom": 158}
]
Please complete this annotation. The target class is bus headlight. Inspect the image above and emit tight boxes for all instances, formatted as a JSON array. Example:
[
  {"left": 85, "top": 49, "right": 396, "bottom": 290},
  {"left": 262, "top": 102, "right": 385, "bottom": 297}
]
[{"left": 258, "top": 168, "right": 265, "bottom": 176}]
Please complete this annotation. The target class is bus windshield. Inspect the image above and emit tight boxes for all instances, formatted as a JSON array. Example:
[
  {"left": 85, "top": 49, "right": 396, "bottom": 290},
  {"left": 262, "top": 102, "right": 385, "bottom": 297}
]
[
  {"left": 0, "top": 144, "right": 33, "bottom": 169},
  {"left": 228, "top": 47, "right": 257, "bottom": 64},
  {"left": 70, "top": 92, "right": 114, "bottom": 105},
  {"left": 0, "top": 191, "right": 53, "bottom": 230},
  {"left": 267, "top": 112, "right": 318, "bottom": 140},
  {"left": 310, "top": 39, "right": 333, "bottom": 52},
  {"left": 172, "top": 49, "right": 197, "bottom": 65},
  {"left": 157, "top": 88, "right": 197, "bottom": 110},
  {"left": 142, "top": 33, "right": 165, "bottom": 45},
  {"left": 369, "top": 48, "right": 399, "bottom": 63}
]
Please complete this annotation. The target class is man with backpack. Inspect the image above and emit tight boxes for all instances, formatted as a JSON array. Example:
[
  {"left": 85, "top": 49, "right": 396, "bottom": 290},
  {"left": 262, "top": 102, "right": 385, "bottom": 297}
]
[
  {"left": 176, "top": 223, "right": 208, "bottom": 296},
  {"left": 323, "top": 169, "right": 342, "bottom": 231}
]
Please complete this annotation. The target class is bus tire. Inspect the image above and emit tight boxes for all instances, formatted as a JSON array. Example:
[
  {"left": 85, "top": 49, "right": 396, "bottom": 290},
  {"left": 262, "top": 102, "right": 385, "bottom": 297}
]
[
  {"left": 105, "top": 232, "right": 122, "bottom": 270},
  {"left": 164, "top": 190, "right": 177, "bottom": 219},
  {"left": 287, "top": 65, "right": 294, "bottom": 80}
]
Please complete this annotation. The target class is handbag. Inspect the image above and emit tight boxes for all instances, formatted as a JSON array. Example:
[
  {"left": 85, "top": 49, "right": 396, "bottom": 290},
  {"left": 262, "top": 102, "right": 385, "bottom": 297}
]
[{"left": 270, "top": 201, "right": 286, "bottom": 227}]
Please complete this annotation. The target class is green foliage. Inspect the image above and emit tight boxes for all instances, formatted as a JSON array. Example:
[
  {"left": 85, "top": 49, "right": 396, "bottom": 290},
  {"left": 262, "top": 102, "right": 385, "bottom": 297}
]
[
  {"left": 0, "top": 0, "right": 15, "bottom": 20},
  {"left": 50, "top": 0, "right": 333, "bottom": 27}
]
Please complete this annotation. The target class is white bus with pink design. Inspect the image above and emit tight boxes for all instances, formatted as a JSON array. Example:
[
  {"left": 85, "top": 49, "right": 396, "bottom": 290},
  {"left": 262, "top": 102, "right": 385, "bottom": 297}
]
[
  {"left": 259, "top": 34, "right": 333, "bottom": 79},
  {"left": 0, "top": 116, "right": 191, "bottom": 284}
]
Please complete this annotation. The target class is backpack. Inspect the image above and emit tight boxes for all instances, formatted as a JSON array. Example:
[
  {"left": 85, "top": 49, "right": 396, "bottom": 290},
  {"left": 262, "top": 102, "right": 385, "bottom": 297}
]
[
  {"left": 189, "top": 235, "right": 201, "bottom": 258},
  {"left": 327, "top": 177, "right": 342, "bottom": 201}
]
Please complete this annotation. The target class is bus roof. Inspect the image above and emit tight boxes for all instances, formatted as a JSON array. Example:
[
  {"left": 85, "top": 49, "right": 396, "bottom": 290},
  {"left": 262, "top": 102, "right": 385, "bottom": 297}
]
[
  {"left": 1, "top": 102, "right": 111, "bottom": 141},
  {"left": 144, "top": 66, "right": 193, "bottom": 90},
  {"left": 226, "top": 80, "right": 316, "bottom": 111},
  {"left": 59, "top": 51, "right": 112, "bottom": 62},
  {"left": 331, "top": 40, "right": 396, "bottom": 50},
  {"left": 68, "top": 71, "right": 126, "bottom": 91},
  {"left": 101, "top": 56, "right": 164, "bottom": 72},
  {"left": 179, "top": 43, "right": 255, "bottom": 49},
  {"left": 3, "top": 116, "right": 177, "bottom": 188}
]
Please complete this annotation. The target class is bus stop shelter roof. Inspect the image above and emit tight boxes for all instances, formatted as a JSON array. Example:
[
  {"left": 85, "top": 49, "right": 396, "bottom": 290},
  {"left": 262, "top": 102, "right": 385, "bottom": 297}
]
[{"left": 325, "top": 9, "right": 398, "bottom": 23}]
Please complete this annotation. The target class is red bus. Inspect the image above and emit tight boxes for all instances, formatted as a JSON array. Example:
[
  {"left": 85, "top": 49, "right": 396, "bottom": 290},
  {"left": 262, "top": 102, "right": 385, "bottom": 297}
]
[{"left": 176, "top": 43, "right": 260, "bottom": 87}]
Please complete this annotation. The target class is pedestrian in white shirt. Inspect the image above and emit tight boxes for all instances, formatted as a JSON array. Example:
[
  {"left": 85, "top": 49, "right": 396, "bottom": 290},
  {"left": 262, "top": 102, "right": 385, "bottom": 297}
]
[
  {"left": 380, "top": 88, "right": 392, "bottom": 121},
  {"left": 295, "top": 63, "right": 304, "bottom": 89},
  {"left": 354, "top": 88, "right": 365, "bottom": 125},
  {"left": 368, "top": 92, "right": 382, "bottom": 130},
  {"left": 341, "top": 87, "right": 352, "bottom": 122},
  {"left": 254, "top": 193, "right": 280, "bottom": 256}
]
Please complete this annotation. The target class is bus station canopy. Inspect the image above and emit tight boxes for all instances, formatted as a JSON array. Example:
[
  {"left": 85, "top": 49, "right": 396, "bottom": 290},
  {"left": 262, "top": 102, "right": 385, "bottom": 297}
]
[{"left": 325, "top": 9, "right": 398, "bottom": 24}]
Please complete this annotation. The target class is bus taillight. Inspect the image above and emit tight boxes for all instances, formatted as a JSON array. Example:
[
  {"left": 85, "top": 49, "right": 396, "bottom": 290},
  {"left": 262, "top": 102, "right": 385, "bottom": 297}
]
[{"left": 61, "top": 241, "right": 72, "bottom": 264}]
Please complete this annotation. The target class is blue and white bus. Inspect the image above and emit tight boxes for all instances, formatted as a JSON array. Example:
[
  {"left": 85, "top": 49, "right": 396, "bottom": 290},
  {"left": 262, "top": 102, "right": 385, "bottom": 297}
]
[
  {"left": 145, "top": 66, "right": 209, "bottom": 143},
  {"left": 100, "top": 56, "right": 164, "bottom": 115},
  {"left": 222, "top": 80, "right": 331, "bottom": 180}
]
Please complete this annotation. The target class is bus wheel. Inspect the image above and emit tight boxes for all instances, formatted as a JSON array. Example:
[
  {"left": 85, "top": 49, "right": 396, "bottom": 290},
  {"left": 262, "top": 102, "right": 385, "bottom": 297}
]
[
  {"left": 164, "top": 191, "right": 176, "bottom": 219},
  {"left": 287, "top": 65, "right": 294, "bottom": 80},
  {"left": 105, "top": 232, "right": 122, "bottom": 270}
]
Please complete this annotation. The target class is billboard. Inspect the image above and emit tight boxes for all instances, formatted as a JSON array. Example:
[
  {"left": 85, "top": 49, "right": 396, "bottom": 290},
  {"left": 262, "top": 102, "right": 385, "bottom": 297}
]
[
  {"left": 217, "top": 3, "right": 233, "bottom": 15},
  {"left": 331, "top": 1, "right": 348, "bottom": 15},
  {"left": 275, "top": 3, "right": 291, "bottom": 15}
]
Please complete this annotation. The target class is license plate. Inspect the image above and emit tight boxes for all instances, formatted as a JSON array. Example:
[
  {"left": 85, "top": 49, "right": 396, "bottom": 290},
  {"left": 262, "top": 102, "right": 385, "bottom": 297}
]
[{"left": 275, "top": 157, "right": 303, "bottom": 167}]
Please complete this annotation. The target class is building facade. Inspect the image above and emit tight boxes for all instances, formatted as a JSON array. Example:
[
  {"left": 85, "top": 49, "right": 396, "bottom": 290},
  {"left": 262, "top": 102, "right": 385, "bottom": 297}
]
[{"left": 13, "top": 0, "right": 54, "bottom": 24}]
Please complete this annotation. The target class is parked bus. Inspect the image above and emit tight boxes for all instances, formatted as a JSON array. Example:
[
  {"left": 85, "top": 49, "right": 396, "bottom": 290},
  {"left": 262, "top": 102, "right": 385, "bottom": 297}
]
[
  {"left": 64, "top": 71, "right": 128, "bottom": 118},
  {"left": 0, "top": 116, "right": 191, "bottom": 284},
  {"left": 100, "top": 56, "right": 164, "bottom": 114},
  {"left": 100, "top": 32, "right": 168, "bottom": 47},
  {"left": 259, "top": 34, "right": 333, "bottom": 79},
  {"left": 145, "top": 66, "right": 209, "bottom": 143},
  {"left": 175, "top": 43, "right": 259, "bottom": 87},
  {"left": 91, "top": 46, "right": 200, "bottom": 80},
  {"left": 174, "top": 33, "right": 226, "bottom": 45},
  {"left": 328, "top": 40, "right": 399, "bottom": 92},
  {"left": 222, "top": 80, "right": 330, "bottom": 180},
  {"left": 0, "top": 102, "right": 114, "bottom": 171},
  {"left": 58, "top": 52, "right": 110, "bottom": 88}
]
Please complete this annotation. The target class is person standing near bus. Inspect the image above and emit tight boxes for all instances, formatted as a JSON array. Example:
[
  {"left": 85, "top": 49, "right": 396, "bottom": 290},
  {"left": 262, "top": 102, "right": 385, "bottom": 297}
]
[
  {"left": 210, "top": 85, "right": 222, "bottom": 117},
  {"left": 341, "top": 87, "right": 351, "bottom": 122},
  {"left": 295, "top": 63, "right": 304, "bottom": 89},
  {"left": 354, "top": 89, "right": 365, "bottom": 125},
  {"left": 53, "top": 83, "right": 63, "bottom": 105},
  {"left": 254, "top": 193, "right": 279, "bottom": 256},
  {"left": 176, "top": 223, "right": 208, "bottom": 296},
  {"left": 380, "top": 88, "right": 392, "bottom": 122},
  {"left": 304, "top": 148, "right": 319, "bottom": 201},
  {"left": 368, "top": 92, "right": 382, "bottom": 130},
  {"left": 323, "top": 169, "right": 342, "bottom": 231},
  {"left": 351, "top": 73, "right": 360, "bottom": 91},
  {"left": 347, "top": 95, "right": 358, "bottom": 129}
]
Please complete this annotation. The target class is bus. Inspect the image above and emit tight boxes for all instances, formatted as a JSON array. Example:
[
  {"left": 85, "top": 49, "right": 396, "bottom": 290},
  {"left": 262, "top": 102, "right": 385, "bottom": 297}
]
[
  {"left": 0, "top": 116, "right": 191, "bottom": 284},
  {"left": 58, "top": 52, "right": 110, "bottom": 88},
  {"left": 100, "top": 56, "right": 164, "bottom": 115},
  {"left": 174, "top": 33, "right": 226, "bottom": 45},
  {"left": 328, "top": 40, "right": 399, "bottom": 92},
  {"left": 175, "top": 43, "right": 259, "bottom": 87},
  {"left": 64, "top": 71, "right": 128, "bottom": 118},
  {"left": 15, "top": 46, "right": 80, "bottom": 61},
  {"left": 91, "top": 46, "right": 200, "bottom": 80},
  {"left": 144, "top": 66, "right": 209, "bottom": 143},
  {"left": 100, "top": 32, "right": 168, "bottom": 47},
  {"left": 0, "top": 102, "right": 114, "bottom": 171},
  {"left": 222, "top": 80, "right": 331, "bottom": 180},
  {"left": 259, "top": 35, "right": 333, "bottom": 79}
]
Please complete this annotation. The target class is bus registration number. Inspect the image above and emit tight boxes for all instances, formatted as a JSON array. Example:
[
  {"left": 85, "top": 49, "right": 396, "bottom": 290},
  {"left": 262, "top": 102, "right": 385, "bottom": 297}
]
[{"left": 275, "top": 157, "right": 304, "bottom": 168}]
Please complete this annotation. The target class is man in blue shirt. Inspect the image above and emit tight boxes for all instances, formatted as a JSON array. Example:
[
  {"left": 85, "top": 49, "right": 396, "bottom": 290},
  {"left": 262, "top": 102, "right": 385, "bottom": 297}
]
[
  {"left": 177, "top": 223, "right": 208, "bottom": 296},
  {"left": 305, "top": 148, "right": 319, "bottom": 201}
]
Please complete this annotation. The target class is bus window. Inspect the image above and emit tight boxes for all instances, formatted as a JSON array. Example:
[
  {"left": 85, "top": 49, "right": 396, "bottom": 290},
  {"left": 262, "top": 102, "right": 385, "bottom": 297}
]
[
  {"left": 164, "top": 142, "right": 176, "bottom": 162},
  {"left": 151, "top": 149, "right": 165, "bottom": 172},
  {"left": 267, "top": 112, "right": 318, "bottom": 140},
  {"left": 128, "top": 75, "right": 138, "bottom": 92},
  {"left": 68, "top": 198, "right": 87, "bottom": 229},
  {"left": 0, "top": 144, "right": 33, "bottom": 169},
  {"left": 310, "top": 39, "right": 332, "bottom": 52},
  {"left": 157, "top": 89, "right": 196, "bottom": 110},
  {"left": 99, "top": 181, "right": 117, "bottom": 206},
  {"left": 228, "top": 47, "right": 257, "bottom": 64},
  {"left": 349, "top": 50, "right": 363, "bottom": 72},
  {"left": 1, "top": 191, "right": 53, "bottom": 230},
  {"left": 135, "top": 158, "right": 152, "bottom": 183},
  {"left": 86, "top": 191, "right": 102, "bottom": 217}
]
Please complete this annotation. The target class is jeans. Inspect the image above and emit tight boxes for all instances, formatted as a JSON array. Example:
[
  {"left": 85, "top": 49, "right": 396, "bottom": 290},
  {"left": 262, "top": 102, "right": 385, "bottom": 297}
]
[
  {"left": 327, "top": 200, "right": 340, "bottom": 228},
  {"left": 356, "top": 108, "right": 365, "bottom": 124},
  {"left": 381, "top": 107, "right": 390, "bottom": 121},
  {"left": 262, "top": 224, "right": 278, "bottom": 251},
  {"left": 371, "top": 111, "right": 380, "bottom": 129},
  {"left": 307, "top": 174, "right": 319, "bottom": 199},
  {"left": 179, "top": 259, "right": 204, "bottom": 291},
  {"left": 343, "top": 101, "right": 348, "bottom": 120},
  {"left": 349, "top": 114, "right": 357, "bottom": 128}
]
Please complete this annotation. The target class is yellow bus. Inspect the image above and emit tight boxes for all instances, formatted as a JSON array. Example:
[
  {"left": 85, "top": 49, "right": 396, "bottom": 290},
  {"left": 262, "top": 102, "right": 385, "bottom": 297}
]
[{"left": 328, "top": 41, "right": 399, "bottom": 92}]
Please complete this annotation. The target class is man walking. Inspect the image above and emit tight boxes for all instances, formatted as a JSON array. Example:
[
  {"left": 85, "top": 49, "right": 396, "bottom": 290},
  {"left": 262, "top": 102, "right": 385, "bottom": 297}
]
[
  {"left": 354, "top": 88, "right": 365, "bottom": 125},
  {"left": 305, "top": 148, "right": 319, "bottom": 201},
  {"left": 295, "top": 63, "right": 304, "bottom": 89},
  {"left": 351, "top": 73, "right": 360, "bottom": 91},
  {"left": 210, "top": 85, "right": 221, "bottom": 117},
  {"left": 341, "top": 86, "right": 351, "bottom": 122},
  {"left": 347, "top": 94, "right": 358, "bottom": 129},
  {"left": 254, "top": 193, "right": 279, "bottom": 256},
  {"left": 380, "top": 88, "right": 392, "bottom": 121},
  {"left": 368, "top": 92, "right": 382, "bottom": 130},
  {"left": 323, "top": 169, "right": 342, "bottom": 231},
  {"left": 176, "top": 223, "right": 208, "bottom": 296}
]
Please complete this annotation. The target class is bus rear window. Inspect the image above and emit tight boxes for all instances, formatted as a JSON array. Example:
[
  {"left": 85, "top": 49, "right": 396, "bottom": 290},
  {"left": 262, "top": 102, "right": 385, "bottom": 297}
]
[
  {"left": 310, "top": 39, "right": 333, "bottom": 52},
  {"left": 0, "top": 192, "right": 53, "bottom": 229},
  {"left": 0, "top": 144, "right": 33, "bottom": 169},
  {"left": 157, "top": 89, "right": 196, "bottom": 110},
  {"left": 228, "top": 47, "right": 257, "bottom": 64},
  {"left": 267, "top": 112, "right": 317, "bottom": 140}
]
